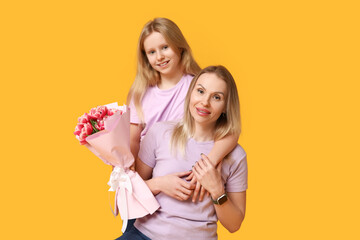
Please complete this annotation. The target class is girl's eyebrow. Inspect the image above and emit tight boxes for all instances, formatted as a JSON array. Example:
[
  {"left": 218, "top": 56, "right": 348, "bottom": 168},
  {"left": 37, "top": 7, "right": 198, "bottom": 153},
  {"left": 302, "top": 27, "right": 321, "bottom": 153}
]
[{"left": 197, "top": 84, "right": 225, "bottom": 96}]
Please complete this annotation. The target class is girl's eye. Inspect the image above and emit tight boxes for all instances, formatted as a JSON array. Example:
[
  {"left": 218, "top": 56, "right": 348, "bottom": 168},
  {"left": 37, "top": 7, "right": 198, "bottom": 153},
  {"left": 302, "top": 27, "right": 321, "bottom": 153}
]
[
  {"left": 163, "top": 45, "right": 168, "bottom": 50},
  {"left": 148, "top": 50, "right": 155, "bottom": 55}
]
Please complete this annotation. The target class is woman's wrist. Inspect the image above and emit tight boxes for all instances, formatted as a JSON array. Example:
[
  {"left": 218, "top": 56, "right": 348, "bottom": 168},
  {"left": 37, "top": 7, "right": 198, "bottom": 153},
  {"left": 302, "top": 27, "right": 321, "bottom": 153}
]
[{"left": 210, "top": 185, "right": 225, "bottom": 200}]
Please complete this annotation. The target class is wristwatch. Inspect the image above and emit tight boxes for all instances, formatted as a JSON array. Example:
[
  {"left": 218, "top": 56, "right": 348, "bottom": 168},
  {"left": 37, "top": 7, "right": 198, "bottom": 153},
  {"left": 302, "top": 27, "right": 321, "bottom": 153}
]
[{"left": 211, "top": 193, "right": 228, "bottom": 205}]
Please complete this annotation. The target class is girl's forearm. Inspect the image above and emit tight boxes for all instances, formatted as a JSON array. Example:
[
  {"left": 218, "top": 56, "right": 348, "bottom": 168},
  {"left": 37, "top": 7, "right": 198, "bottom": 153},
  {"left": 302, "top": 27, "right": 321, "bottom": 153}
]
[
  {"left": 208, "top": 133, "right": 239, "bottom": 166},
  {"left": 145, "top": 177, "right": 161, "bottom": 196}
]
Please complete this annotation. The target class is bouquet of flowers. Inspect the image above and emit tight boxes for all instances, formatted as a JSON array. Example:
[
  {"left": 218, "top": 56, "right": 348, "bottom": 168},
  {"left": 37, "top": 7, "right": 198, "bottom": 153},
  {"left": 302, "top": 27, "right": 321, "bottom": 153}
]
[{"left": 74, "top": 103, "right": 159, "bottom": 232}]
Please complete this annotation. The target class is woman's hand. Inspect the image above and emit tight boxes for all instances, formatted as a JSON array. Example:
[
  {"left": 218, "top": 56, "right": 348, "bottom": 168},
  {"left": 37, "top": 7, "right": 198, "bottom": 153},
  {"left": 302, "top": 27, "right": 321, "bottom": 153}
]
[
  {"left": 158, "top": 171, "right": 195, "bottom": 201},
  {"left": 193, "top": 153, "right": 224, "bottom": 200},
  {"left": 186, "top": 169, "right": 209, "bottom": 202}
]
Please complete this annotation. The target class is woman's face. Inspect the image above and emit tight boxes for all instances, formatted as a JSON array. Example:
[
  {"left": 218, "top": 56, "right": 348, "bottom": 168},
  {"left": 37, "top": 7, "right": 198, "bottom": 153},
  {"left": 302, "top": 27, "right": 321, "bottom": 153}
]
[
  {"left": 189, "top": 73, "right": 228, "bottom": 128},
  {"left": 143, "top": 31, "right": 182, "bottom": 78}
]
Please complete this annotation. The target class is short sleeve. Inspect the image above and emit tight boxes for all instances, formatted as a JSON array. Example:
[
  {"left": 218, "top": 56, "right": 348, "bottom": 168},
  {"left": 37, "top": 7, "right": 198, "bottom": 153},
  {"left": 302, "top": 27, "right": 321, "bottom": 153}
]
[
  {"left": 225, "top": 146, "right": 248, "bottom": 192},
  {"left": 129, "top": 98, "right": 140, "bottom": 124},
  {"left": 138, "top": 123, "right": 160, "bottom": 168}
]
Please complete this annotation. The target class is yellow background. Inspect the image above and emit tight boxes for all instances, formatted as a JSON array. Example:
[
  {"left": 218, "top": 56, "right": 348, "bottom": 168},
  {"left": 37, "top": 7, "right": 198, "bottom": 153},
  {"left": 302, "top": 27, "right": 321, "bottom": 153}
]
[{"left": 1, "top": 0, "right": 359, "bottom": 239}]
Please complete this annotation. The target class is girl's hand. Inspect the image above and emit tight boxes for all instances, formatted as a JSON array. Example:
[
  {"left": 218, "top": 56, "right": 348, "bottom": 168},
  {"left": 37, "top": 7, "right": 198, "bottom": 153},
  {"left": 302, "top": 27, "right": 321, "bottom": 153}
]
[
  {"left": 193, "top": 154, "right": 224, "bottom": 200},
  {"left": 159, "top": 171, "right": 195, "bottom": 201}
]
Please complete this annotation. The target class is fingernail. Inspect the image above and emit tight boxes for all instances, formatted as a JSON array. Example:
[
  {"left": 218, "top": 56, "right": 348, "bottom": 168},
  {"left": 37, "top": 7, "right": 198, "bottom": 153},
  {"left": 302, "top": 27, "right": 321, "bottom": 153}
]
[{"left": 200, "top": 153, "right": 204, "bottom": 156}]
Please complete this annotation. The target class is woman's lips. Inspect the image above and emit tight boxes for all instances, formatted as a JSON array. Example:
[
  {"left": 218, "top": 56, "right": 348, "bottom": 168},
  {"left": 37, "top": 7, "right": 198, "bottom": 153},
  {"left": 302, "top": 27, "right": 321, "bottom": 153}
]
[{"left": 196, "top": 107, "right": 211, "bottom": 116}]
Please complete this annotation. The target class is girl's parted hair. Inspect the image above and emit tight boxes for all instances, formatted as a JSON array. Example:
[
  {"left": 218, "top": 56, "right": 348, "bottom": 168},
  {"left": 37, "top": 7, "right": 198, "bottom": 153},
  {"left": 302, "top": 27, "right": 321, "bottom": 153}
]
[{"left": 127, "top": 18, "right": 201, "bottom": 122}]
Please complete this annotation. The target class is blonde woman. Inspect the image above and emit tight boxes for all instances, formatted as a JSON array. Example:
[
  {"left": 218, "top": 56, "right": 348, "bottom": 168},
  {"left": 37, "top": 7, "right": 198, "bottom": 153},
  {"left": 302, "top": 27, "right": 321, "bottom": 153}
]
[{"left": 120, "top": 66, "right": 247, "bottom": 240}]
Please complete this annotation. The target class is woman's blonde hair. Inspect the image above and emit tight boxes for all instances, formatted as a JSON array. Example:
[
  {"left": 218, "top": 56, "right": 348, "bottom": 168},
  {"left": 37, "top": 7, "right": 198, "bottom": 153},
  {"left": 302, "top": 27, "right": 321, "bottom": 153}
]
[
  {"left": 127, "top": 18, "right": 201, "bottom": 122},
  {"left": 171, "top": 65, "right": 241, "bottom": 154}
]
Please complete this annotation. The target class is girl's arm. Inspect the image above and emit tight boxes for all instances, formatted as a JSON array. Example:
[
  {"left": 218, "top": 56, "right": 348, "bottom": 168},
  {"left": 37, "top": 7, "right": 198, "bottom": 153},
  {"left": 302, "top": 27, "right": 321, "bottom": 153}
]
[
  {"left": 193, "top": 154, "right": 246, "bottom": 232},
  {"left": 208, "top": 133, "right": 239, "bottom": 166},
  {"left": 136, "top": 158, "right": 194, "bottom": 201},
  {"left": 130, "top": 123, "right": 143, "bottom": 169}
]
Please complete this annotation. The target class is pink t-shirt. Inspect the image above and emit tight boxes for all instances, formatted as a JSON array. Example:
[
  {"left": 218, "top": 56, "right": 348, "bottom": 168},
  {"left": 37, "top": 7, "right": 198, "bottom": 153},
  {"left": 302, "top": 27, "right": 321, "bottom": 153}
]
[
  {"left": 129, "top": 74, "right": 193, "bottom": 141},
  {"left": 135, "top": 122, "right": 248, "bottom": 240}
]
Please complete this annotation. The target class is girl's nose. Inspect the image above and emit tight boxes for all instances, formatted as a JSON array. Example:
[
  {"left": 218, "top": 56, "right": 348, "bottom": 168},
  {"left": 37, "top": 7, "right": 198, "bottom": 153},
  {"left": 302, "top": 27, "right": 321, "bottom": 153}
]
[{"left": 156, "top": 52, "right": 164, "bottom": 61}]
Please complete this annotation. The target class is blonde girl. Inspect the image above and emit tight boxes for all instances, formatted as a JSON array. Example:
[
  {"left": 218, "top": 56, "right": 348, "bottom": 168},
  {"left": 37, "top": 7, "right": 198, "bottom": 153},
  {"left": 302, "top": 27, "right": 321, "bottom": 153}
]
[{"left": 128, "top": 18, "right": 239, "bottom": 202}]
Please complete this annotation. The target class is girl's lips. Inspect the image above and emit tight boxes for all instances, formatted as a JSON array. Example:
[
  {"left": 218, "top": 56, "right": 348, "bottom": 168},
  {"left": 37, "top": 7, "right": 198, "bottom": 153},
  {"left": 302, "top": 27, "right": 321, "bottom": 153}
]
[
  {"left": 157, "top": 60, "right": 170, "bottom": 67},
  {"left": 196, "top": 107, "right": 211, "bottom": 116}
]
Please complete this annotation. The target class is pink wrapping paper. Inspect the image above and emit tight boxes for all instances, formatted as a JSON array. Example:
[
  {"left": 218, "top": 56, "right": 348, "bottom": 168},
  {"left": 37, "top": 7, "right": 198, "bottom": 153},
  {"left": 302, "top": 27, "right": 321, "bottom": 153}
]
[{"left": 82, "top": 103, "right": 159, "bottom": 231}]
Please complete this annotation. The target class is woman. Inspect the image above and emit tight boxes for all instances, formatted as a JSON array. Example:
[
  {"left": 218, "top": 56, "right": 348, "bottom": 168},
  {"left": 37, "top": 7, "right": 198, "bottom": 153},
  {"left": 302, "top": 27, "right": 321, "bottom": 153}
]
[{"left": 120, "top": 65, "right": 247, "bottom": 240}]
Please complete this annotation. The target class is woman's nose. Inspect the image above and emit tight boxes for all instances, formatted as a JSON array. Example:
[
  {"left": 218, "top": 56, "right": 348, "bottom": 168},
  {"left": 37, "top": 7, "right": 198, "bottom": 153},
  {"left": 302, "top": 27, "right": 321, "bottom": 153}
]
[{"left": 201, "top": 95, "right": 210, "bottom": 106}]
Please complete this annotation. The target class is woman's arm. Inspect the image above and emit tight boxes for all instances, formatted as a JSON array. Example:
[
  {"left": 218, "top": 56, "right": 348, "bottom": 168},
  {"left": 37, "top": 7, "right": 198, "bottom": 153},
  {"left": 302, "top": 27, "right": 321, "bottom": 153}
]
[
  {"left": 191, "top": 133, "right": 239, "bottom": 202},
  {"left": 193, "top": 153, "right": 246, "bottom": 232}
]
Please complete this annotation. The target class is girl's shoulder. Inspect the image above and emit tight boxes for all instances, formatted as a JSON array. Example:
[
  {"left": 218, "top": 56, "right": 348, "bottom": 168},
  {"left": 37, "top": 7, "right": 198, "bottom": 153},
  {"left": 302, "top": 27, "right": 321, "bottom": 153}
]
[{"left": 147, "top": 121, "right": 178, "bottom": 137}]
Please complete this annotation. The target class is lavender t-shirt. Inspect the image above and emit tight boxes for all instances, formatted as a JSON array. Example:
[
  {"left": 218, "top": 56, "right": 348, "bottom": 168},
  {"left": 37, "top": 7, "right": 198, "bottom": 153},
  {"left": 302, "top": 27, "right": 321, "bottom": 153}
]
[
  {"left": 135, "top": 122, "right": 248, "bottom": 240},
  {"left": 129, "top": 74, "right": 194, "bottom": 141}
]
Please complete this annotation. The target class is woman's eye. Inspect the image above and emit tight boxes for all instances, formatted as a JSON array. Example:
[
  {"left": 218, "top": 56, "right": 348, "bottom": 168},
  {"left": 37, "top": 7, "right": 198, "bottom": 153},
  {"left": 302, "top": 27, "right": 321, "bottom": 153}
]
[
  {"left": 213, "top": 95, "right": 221, "bottom": 100},
  {"left": 197, "top": 89, "right": 204, "bottom": 94},
  {"left": 163, "top": 45, "right": 168, "bottom": 50}
]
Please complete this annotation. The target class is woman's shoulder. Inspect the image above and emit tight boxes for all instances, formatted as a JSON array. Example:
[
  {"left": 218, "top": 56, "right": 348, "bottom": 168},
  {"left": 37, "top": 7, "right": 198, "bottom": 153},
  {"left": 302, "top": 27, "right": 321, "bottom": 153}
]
[{"left": 229, "top": 144, "right": 247, "bottom": 162}]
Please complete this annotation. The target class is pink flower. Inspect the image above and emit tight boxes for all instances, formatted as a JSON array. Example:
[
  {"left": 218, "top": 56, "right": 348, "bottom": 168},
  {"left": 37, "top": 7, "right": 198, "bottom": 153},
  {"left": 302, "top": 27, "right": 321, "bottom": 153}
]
[
  {"left": 83, "top": 122, "right": 93, "bottom": 135},
  {"left": 95, "top": 120, "right": 105, "bottom": 131},
  {"left": 74, "top": 123, "right": 84, "bottom": 136},
  {"left": 78, "top": 123, "right": 93, "bottom": 144},
  {"left": 90, "top": 106, "right": 108, "bottom": 120},
  {"left": 78, "top": 113, "right": 91, "bottom": 123}
]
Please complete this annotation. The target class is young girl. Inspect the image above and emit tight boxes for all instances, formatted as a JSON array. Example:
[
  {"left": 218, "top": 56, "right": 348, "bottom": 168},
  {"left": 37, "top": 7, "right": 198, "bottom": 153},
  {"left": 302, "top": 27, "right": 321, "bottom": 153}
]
[
  {"left": 127, "top": 18, "right": 239, "bottom": 201},
  {"left": 121, "top": 66, "right": 247, "bottom": 240}
]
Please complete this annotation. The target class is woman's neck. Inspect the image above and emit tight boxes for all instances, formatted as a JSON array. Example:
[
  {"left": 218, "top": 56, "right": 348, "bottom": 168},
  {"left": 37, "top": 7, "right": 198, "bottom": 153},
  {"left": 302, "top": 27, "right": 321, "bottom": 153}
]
[
  {"left": 192, "top": 123, "right": 216, "bottom": 142},
  {"left": 158, "top": 69, "right": 184, "bottom": 90}
]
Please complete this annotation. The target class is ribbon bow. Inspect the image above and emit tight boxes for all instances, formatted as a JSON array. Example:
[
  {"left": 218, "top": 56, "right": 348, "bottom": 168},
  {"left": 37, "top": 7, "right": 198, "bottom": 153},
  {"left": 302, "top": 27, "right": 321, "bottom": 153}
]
[{"left": 107, "top": 166, "right": 132, "bottom": 232}]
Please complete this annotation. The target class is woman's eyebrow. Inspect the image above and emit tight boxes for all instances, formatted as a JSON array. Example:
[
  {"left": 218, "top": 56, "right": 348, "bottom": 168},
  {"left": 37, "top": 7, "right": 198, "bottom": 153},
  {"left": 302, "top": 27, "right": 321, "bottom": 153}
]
[{"left": 197, "top": 84, "right": 225, "bottom": 96}]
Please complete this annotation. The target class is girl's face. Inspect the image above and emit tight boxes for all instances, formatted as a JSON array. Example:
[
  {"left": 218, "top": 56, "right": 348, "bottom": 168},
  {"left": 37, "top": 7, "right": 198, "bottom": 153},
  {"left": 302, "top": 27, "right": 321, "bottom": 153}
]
[
  {"left": 143, "top": 31, "right": 182, "bottom": 78},
  {"left": 189, "top": 73, "right": 228, "bottom": 128}
]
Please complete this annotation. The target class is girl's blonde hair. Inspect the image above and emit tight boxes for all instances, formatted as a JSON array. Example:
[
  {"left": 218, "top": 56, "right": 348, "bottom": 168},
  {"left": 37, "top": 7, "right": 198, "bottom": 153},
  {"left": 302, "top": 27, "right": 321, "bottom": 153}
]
[
  {"left": 171, "top": 65, "right": 241, "bottom": 154},
  {"left": 127, "top": 18, "right": 201, "bottom": 122}
]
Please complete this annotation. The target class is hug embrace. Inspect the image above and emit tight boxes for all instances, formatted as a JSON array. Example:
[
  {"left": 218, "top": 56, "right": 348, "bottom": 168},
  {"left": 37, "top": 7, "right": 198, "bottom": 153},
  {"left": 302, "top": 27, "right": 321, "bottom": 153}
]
[{"left": 117, "top": 18, "right": 248, "bottom": 240}]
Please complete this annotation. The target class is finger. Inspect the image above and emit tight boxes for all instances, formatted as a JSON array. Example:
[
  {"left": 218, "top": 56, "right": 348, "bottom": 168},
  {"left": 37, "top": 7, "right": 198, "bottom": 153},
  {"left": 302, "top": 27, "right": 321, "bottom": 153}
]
[
  {"left": 200, "top": 153, "right": 213, "bottom": 167},
  {"left": 185, "top": 172, "right": 194, "bottom": 181},
  {"left": 174, "top": 170, "right": 192, "bottom": 178},
  {"left": 192, "top": 181, "right": 201, "bottom": 202},
  {"left": 199, "top": 186, "right": 206, "bottom": 202},
  {"left": 180, "top": 185, "right": 193, "bottom": 196},
  {"left": 197, "top": 158, "right": 209, "bottom": 170},
  {"left": 181, "top": 180, "right": 195, "bottom": 190},
  {"left": 189, "top": 173, "right": 197, "bottom": 185},
  {"left": 176, "top": 191, "right": 190, "bottom": 201}
]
